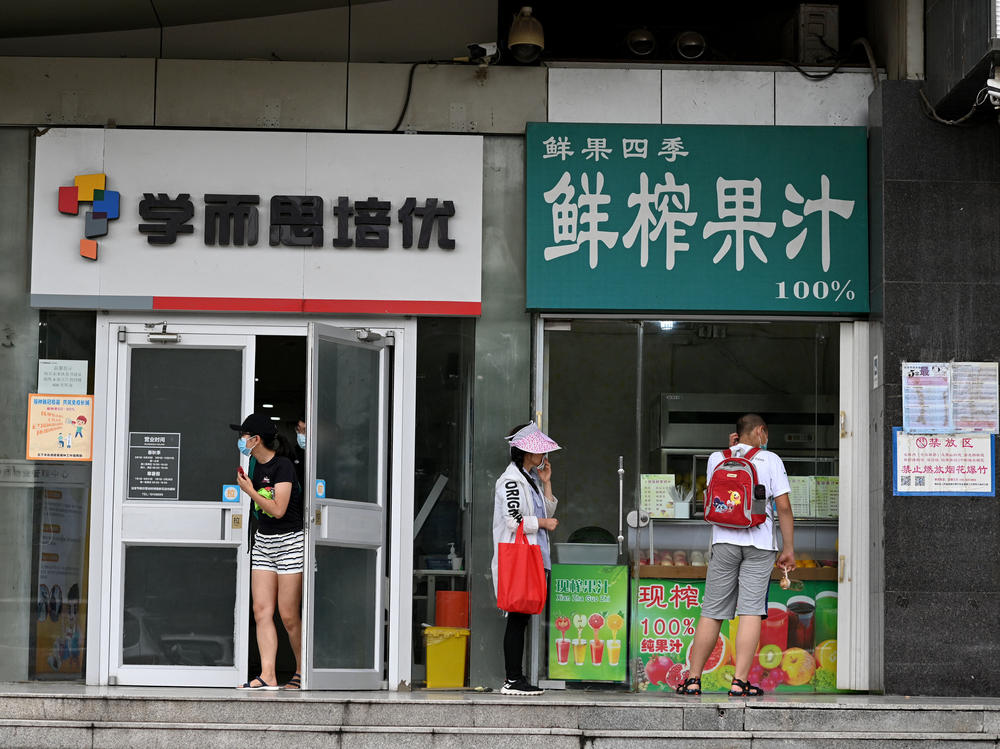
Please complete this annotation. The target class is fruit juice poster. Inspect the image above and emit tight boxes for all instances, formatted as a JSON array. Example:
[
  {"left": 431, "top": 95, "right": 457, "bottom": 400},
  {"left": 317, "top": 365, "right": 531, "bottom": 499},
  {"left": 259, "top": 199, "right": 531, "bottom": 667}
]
[
  {"left": 633, "top": 578, "right": 841, "bottom": 693},
  {"left": 548, "top": 564, "right": 628, "bottom": 682}
]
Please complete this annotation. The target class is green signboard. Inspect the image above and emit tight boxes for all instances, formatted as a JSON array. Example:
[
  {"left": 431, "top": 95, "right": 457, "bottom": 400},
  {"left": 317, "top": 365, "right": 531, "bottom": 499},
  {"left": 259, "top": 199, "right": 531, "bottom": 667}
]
[
  {"left": 548, "top": 564, "right": 628, "bottom": 682},
  {"left": 526, "top": 122, "right": 868, "bottom": 314},
  {"left": 632, "top": 578, "right": 841, "bottom": 693}
]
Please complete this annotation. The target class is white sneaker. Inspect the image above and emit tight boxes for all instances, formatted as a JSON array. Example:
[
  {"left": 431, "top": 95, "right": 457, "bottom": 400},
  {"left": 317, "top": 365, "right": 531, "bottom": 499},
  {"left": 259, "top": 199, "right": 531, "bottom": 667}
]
[{"left": 500, "top": 678, "right": 543, "bottom": 695}]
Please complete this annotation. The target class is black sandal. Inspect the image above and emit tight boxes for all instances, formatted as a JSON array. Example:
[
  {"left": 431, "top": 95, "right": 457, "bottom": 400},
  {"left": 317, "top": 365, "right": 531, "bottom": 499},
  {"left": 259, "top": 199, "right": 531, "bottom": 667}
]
[
  {"left": 675, "top": 676, "right": 701, "bottom": 695},
  {"left": 728, "top": 678, "right": 764, "bottom": 697}
]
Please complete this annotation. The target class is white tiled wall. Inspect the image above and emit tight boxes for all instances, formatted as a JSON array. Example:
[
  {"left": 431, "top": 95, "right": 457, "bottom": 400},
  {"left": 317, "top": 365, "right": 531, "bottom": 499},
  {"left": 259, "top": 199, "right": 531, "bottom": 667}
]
[
  {"left": 549, "top": 66, "right": 873, "bottom": 127},
  {"left": 548, "top": 67, "right": 662, "bottom": 124}
]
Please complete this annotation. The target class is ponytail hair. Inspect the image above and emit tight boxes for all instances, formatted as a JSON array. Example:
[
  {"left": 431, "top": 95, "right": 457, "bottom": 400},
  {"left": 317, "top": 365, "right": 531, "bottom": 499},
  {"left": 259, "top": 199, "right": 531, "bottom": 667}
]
[{"left": 260, "top": 431, "right": 296, "bottom": 460}]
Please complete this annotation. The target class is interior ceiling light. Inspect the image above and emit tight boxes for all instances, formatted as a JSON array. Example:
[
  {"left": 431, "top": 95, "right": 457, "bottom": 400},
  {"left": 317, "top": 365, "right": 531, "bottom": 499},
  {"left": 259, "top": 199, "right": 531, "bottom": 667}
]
[
  {"left": 508, "top": 6, "right": 544, "bottom": 64},
  {"left": 626, "top": 28, "right": 656, "bottom": 57},
  {"left": 676, "top": 30, "right": 706, "bottom": 60}
]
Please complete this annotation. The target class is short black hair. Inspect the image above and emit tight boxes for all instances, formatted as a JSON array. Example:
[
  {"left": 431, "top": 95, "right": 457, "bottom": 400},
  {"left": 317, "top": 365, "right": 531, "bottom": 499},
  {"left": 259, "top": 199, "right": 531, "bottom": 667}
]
[{"left": 736, "top": 413, "right": 767, "bottom": 438}]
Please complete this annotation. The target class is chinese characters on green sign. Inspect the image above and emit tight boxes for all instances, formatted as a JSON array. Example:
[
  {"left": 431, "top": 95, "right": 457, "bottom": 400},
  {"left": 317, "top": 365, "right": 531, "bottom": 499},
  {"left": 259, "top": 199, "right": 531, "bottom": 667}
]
[{"left": 526, "top": 123, "right": 869, "bottom": 314}]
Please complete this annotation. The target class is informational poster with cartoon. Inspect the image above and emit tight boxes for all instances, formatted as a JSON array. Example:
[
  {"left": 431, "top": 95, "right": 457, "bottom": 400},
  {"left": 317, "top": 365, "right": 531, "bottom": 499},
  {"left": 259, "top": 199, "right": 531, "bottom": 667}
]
[
  {"left": 548, "top": 564, "right": 628, "bottom": 682},
  {"left": 632, "top": 578, "right": 840, "bottom": 693},
  {"left": 33, "top": 487, "right": 88, "bottom": 678},
  {"left": 26, "top": 394, "right": 94, "bottom": 461}
]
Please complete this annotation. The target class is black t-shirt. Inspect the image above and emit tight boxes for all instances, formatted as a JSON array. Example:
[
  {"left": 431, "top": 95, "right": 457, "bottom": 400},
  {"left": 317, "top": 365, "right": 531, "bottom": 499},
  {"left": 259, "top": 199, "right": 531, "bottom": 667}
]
[{"left": 252, "top": 454, "right": 303, "bottom": 535}]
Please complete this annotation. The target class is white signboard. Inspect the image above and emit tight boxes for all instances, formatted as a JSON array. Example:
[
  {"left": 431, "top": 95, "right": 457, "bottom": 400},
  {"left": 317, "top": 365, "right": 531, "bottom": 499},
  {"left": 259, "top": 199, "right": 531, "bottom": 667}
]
[
  {"left": 37, "top": 359, "right": 88, "bottom": 395},
  {"left": 892, "top": 428, "right": 995, "bottom": 496},
  {"left": 31, "top": 128, "right": 483, "bottom": 316}
]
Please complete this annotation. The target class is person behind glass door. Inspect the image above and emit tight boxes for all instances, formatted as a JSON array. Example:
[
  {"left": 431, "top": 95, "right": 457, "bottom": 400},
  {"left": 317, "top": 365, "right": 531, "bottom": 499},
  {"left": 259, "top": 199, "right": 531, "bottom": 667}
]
[
  {"left": 491, "top": 422, "right": 560, "bottom": 696},
  {"left": 292, "top": 416, "right": 306, "bottom": 487},
  {"left": 232, "top": 413, "right": 304, "bottom": 690}
]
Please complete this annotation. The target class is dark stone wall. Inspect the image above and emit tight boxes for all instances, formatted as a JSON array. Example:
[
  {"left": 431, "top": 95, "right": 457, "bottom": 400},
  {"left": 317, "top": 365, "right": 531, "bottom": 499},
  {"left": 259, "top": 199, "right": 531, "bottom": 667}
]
[{"left": 871, "top": 80, "right": 1000, "bottom": 696}]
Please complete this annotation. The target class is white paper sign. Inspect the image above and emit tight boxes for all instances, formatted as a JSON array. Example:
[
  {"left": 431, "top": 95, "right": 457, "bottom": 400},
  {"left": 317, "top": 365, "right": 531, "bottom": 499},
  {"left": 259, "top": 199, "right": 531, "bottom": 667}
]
[
  {"left": 37, "top": 360, "right": 88, "bottom": 395},
  {"left": 892, "top": 428, "right": 995, "bottom": 496}
]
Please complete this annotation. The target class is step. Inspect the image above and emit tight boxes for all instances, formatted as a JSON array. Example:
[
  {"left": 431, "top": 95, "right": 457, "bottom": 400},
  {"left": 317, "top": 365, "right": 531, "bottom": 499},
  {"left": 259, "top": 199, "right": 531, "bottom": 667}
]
[
  {"left": 0, "top": 721, "right": 997, "bottom": 749},
  {"left": 2, "top": 692, "right": 999, "bottom": 734}
]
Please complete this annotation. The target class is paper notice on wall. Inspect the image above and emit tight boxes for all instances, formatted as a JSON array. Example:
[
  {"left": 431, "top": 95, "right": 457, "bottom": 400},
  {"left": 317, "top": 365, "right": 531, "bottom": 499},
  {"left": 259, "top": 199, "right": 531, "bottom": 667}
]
[
  {"left": 902, "top": 362, "right": 952, "bottom": 432},
  {"left": 892, "top": 428, "right": 995, "bottom": 496},
  {"left": 951, "top": 362, "right": 999, "bottom": 432},
  {"left": 902, "top": 362, "right": 999, "bottom": 434}
]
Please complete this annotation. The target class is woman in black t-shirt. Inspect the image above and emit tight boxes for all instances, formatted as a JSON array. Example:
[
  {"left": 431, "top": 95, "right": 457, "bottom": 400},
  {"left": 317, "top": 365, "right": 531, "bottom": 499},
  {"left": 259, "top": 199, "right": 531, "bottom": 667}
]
[{"left": 232, "top": 413, "right": 304, "bottom": 690}]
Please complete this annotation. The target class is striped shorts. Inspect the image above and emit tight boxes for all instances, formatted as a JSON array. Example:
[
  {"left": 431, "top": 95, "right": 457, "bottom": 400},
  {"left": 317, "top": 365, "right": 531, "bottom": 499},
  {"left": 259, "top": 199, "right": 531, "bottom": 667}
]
[{"left": 251, "top": 529, "right": 305, "bottom": 574}]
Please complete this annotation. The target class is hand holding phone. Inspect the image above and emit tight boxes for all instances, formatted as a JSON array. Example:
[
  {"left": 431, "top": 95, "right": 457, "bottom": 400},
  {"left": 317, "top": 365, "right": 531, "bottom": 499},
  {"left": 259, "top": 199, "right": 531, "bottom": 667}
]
[{"left": 237, "top": 466, "right": 246, "bottom": 478}]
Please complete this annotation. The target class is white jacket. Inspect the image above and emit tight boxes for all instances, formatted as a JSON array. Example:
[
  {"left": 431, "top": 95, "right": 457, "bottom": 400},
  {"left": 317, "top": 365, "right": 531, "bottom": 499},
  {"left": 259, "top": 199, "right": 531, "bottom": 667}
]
[{"left": 490, "top": 461, "right": 558, "bottom": 599}]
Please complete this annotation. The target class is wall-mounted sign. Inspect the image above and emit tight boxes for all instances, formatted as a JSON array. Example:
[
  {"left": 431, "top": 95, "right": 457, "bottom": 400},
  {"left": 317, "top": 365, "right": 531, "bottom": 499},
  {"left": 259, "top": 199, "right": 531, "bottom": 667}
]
[
  {"left": 526, "top": 122, "right": 868, "bottom": 314},
  {"left": 902, "top": 361, "right": 999, "bottom": 434},
  {"left": 892, "top": 428, "right": 995, "bottom": 496},
  {"left": 37, "top": 360, "right": 88, "bottom": 395},
  {"left": 26, "top": 395, "right": 94, "bottom": 462},
  {"left": 32, "top": 129, "right": 484, "bottom": 316},
  {"left": 127, "top": 432, "right": 181, "bottom": 500}
]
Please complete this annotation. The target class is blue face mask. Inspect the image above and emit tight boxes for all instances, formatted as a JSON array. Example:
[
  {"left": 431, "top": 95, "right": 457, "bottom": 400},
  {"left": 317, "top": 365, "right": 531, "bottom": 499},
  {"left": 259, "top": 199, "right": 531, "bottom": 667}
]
[
  {"left": 760, "top": 443, "right": 768, "bottom": 451},
  {"left": 238, "top": 437, "right": 253, "bottom": 456},
  {"left": 296, "top": 433, "right": 306, "bottom": 449}
]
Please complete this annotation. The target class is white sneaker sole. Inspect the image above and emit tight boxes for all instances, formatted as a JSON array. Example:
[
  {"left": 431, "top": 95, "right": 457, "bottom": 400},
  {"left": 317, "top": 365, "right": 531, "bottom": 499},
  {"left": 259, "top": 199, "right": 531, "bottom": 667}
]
[{"left": 500, "top": 686, "right": 543, "bottom": 695}]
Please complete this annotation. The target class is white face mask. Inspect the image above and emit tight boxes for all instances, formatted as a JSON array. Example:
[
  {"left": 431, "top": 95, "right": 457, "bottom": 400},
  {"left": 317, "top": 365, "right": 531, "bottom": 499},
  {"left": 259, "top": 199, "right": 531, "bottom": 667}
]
[{"left": 296, "top": 432, "right": 306, "bottom": 449}]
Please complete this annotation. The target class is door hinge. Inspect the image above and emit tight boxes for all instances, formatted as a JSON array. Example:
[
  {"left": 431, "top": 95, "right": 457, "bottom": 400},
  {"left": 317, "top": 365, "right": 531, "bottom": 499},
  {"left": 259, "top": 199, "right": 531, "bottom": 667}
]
[
  {"left": 839, "top": 410, "right": 847, "bottom": 439},
  {"left": 117, "top": 326, "right": 126, "bottom": 343}
]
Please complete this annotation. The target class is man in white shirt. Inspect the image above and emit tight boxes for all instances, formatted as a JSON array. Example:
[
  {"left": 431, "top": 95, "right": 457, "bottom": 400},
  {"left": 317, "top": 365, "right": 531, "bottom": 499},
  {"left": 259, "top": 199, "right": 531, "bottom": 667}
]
[{"left": 676, "top": 414, "right": 795, "bottom": 697}]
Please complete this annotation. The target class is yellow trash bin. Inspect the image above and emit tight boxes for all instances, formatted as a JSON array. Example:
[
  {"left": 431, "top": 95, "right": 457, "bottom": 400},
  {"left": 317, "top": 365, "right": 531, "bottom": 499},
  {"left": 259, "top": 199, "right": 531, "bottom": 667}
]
[{"left": 424, "top": 626, "right": 469, "bottom": 688}]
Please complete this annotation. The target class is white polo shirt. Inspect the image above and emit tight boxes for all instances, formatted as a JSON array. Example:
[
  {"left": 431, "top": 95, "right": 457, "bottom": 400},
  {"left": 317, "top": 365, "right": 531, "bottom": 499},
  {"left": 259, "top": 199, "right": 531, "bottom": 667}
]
[{"left": 705, "top": 443, "right": 791, "bottom": 552}]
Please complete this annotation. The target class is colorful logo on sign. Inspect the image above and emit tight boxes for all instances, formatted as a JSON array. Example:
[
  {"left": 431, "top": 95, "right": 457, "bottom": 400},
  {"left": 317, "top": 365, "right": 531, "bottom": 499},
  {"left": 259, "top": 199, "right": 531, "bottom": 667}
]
[{"left": 57, "top": 174, "right": 120, "bottom": 261}]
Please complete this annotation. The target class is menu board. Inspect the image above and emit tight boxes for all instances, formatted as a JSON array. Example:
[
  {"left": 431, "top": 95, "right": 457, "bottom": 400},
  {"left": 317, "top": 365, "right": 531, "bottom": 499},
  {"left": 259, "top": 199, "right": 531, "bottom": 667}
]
[
  {"left": 902, "top": 362, "right": 999, "bottom": 434},
  {"left": 640, "top": 474, "right": 675, "bottom": 518}
]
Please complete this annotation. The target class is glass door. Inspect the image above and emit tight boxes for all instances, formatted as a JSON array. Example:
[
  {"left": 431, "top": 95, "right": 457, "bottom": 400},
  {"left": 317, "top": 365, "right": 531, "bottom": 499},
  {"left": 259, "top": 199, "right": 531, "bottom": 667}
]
[
  {"left": 303, "top": 323, "right": 391, "bottom": 689},
  {"left": 108, "top": 325, "right": 254, "bottom": 686}
]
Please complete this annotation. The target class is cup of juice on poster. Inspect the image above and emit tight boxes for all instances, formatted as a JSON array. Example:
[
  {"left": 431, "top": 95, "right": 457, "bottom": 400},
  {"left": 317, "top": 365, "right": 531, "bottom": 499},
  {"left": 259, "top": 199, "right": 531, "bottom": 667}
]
[
  {"left": 814, "top": 591, "right": 838, "bottom": 644},
  {"left": 606, "top": 612, "right": 624, "bottom": 666},
  {"left": 787, "top": 595, "right": 816, "bottom": 649},
  {"left": 759, "top": 602, "right": 789, "bottom": 650},
  {"left": 548, "top": 564, "right": 627, "bottom": 681}
]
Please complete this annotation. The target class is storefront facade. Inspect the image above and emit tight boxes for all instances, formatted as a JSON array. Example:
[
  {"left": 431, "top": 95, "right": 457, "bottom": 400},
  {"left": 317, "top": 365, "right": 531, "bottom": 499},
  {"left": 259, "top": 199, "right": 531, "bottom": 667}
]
[
  {"left": 23, "top": 127, "right": 483, "bottom": 689},
  {"left": 3, "top": 16, "right": 995, "bottom": 694}
]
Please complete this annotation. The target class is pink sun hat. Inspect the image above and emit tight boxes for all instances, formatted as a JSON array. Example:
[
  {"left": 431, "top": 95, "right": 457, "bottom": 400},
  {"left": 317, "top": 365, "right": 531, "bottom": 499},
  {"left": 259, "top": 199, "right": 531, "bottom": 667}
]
[{"left": 506, "top": 422, "right": 560, "bottom": 453}]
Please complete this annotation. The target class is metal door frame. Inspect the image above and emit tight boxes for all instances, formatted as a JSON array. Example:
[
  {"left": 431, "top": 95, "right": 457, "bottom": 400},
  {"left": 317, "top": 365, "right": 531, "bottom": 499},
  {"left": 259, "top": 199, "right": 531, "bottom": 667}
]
[{"left": 87, "top": 314, "right": 417, "bottom": 690}]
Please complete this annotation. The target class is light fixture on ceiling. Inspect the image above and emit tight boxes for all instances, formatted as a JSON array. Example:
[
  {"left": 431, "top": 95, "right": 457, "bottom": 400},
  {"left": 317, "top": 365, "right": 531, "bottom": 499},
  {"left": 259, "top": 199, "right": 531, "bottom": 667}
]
[
  {"left": 675, "top": 30, "right": 707, "bottom": 60},
  {"left": 626, "top": 28, "right": 656, "bottom": 57},
  {"left": 508, "top": 6, "right": 544, "bottom": 64},
  {"left": 261, "top": 403, "right": 274, "bottom": 408}
]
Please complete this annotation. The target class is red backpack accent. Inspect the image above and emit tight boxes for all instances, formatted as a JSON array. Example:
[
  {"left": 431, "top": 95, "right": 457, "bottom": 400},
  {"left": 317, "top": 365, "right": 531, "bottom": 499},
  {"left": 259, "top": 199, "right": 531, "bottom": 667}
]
[{"left": 704, "top": 448, "right": 768, "bottom": 529}]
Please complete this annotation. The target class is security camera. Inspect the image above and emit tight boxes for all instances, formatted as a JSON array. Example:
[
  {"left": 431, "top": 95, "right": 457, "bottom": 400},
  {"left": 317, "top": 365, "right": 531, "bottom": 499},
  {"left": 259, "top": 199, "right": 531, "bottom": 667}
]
[
  {"left": 675, "top": 30, "right": 706, "bottom": 60},
  {"left": 987, "top": 77, "right": 1000, "bottom": 107},
  {"left": 626, "top": 28, "right": 656, "bottom": 57},
  {"left": 467, "top": 42, "right": 498, "bottom": 63},
  {"left": 508, "top": 6, "right": 544, "bottom": 64}
]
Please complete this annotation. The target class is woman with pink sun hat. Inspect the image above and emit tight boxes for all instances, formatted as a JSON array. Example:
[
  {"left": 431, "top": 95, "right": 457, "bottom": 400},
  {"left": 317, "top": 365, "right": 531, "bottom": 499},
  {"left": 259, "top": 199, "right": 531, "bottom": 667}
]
[{"left": 491, "top": 421, "right": 561, "bottom": 695}]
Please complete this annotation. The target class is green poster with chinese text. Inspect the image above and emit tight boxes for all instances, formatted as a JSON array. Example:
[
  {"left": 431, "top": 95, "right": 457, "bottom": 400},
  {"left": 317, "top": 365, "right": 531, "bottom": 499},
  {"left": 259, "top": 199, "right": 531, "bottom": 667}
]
[{"left": 548, "top": 564, "right": 628, "bottom": 681}]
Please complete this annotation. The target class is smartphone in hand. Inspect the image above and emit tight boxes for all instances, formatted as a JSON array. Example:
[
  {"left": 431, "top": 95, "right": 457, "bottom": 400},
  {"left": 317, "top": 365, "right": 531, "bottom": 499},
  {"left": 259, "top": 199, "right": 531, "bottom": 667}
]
[{"left": 237, "top": 466, "right": 246, "bottom": 477}]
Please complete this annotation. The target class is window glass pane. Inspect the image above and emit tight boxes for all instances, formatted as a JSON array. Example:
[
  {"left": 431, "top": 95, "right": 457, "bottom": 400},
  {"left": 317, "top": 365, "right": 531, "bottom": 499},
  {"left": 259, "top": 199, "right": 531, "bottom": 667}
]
[
  {"left": 122, "top": 545, "right": 236, "bottom": 666},
  {"left": 313, "top": 545, "right": 377, "bottom": 669},
  {"left": 128, "top": 348, "right": 242, "bottom": 501},
  {"left": 316, "top": 339, "right": 380, "bottom": 502}
]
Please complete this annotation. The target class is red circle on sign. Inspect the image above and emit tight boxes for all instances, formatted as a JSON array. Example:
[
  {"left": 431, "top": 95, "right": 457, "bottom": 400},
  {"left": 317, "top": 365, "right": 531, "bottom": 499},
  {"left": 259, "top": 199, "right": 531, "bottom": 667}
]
[{"left": 916, "top": 437, "right": 928, "bottom": 449}]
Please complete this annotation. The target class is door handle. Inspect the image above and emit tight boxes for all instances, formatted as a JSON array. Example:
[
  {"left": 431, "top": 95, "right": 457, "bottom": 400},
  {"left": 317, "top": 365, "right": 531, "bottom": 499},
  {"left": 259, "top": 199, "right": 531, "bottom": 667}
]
[
  {"left": 838, "top": 554, "right": 846, "bottom": 583},
  {"left": 839, "top": 410, "right": 847, "bottom": 439}
]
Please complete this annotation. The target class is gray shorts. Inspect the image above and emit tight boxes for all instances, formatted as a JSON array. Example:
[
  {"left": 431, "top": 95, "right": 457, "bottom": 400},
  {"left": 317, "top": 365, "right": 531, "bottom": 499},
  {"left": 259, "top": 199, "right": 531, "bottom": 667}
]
[{"left": 701, "top": 543, "right": 776, "bottom": 620}]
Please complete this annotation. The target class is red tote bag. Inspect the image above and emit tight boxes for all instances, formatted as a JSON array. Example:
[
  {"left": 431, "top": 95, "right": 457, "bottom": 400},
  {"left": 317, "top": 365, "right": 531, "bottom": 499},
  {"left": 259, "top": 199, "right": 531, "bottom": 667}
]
[{"left": 497, "top": 522, "right": 548, "bottom": 614}]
